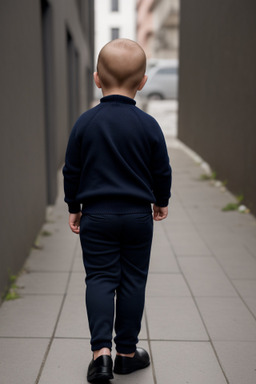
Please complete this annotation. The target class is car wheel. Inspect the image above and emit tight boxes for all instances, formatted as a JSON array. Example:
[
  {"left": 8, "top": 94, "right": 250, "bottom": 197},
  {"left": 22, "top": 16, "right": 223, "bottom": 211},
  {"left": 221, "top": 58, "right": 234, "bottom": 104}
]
[{"left": 148, "top": 93, "right": 163, "bottom": 100}]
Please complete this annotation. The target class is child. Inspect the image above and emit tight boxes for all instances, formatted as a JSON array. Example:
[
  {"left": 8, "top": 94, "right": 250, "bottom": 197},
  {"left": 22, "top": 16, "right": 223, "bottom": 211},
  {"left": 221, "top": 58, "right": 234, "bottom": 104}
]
[{"left": 63, "top": 38, "right": 172, "bottom": 383}]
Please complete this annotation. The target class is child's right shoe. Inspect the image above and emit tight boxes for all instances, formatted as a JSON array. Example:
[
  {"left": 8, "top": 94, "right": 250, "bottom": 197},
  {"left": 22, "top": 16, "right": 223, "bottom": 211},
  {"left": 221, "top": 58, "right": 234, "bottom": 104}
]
[{"left": 114, "top": 347, "right": 150, "bottom": 374}]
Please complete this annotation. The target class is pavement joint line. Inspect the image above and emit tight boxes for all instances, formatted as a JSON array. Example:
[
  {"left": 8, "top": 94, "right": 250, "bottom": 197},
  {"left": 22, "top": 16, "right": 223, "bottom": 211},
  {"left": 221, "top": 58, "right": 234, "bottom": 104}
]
[
  {"left": 144, "top": 306, "right": 157, "bottom": 384},
  {"left": 34, "top": 237, "right": 80, "bottom": 384},
  {"left": 161, "top": 223, "right": 230, "bottom": 384}
]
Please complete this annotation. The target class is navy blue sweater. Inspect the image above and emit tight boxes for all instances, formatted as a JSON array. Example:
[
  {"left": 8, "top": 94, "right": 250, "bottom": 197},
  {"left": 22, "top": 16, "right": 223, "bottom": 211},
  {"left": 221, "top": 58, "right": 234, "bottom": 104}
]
[{"left": 63, "top": 95, "right": 172, "bottom": 214}]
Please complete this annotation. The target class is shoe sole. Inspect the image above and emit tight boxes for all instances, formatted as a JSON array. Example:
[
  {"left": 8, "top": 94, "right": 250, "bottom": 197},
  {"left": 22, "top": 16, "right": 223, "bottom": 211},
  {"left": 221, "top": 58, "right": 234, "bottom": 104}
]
[
  {"left": 114, "top": 361, "right": 150, "bottom": 375},
  {"left": 87, "top": 372, "right": 114, "bottom": 382}
]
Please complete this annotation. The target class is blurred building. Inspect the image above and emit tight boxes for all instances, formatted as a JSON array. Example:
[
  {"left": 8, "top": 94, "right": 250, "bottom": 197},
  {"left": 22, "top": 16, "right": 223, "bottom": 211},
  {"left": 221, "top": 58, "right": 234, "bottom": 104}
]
[
  {"left": 94, "top": 0, "right": 136, "bottom": 99},
  {"left": 178, "top": 0, "right": 256, "bottom": 215},
  {"left": 137, "top": 0, "right": 179, "bottom": 59},
  {"left": 0, "top": 0, "right": 94, "bottom": 298},
  {"left": 95, "top": 0, "right": 136, "bottom": 63}
]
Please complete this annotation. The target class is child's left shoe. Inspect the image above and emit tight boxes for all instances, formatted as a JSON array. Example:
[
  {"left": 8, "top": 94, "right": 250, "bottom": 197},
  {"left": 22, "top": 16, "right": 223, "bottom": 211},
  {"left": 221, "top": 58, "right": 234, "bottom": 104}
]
[{"left": 87, "top": 355, "right": 113, "bottom": 383}]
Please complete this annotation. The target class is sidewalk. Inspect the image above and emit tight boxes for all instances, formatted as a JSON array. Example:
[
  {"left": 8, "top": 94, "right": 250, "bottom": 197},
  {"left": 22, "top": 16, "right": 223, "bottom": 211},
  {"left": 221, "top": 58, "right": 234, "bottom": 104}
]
[{"left": 1, "top": 102, "right": 256, "bottom": 384}]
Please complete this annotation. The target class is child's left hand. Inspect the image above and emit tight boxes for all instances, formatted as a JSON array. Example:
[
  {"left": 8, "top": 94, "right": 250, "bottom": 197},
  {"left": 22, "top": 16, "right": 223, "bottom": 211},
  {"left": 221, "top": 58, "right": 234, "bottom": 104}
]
[{"left": 69, "top": 212, "right": 82, "bottom": 234}]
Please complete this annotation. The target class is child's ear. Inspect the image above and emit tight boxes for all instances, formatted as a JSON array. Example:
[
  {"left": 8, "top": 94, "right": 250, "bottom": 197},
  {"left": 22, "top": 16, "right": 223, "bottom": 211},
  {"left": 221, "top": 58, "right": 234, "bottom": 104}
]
[
  {"left": 93, "top": 72, "right": 102, "bottom": 89},
  {"left": 137, "top": 75, "right": 148, "bottom": 91}
]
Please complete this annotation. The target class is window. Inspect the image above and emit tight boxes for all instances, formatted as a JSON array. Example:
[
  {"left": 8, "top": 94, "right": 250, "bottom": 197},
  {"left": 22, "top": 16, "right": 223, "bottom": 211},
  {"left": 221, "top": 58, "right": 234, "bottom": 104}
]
[
  {"left": 111, "top": 0, "right": 119, "bottom": 12},
  {"left": 111, "top": 28, "right": 119, "bottom": 40}
]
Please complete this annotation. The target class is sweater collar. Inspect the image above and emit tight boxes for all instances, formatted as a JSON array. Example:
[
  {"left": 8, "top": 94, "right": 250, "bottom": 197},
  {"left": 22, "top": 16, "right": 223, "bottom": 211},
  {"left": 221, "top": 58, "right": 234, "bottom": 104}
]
[{"left": 100, "top": 94, "right": 136, "bottom": 106}]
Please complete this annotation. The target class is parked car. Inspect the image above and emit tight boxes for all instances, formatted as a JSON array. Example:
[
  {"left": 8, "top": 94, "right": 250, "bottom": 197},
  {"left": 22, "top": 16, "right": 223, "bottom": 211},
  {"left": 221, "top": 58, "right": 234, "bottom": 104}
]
[{"left": 139, "top": 59, "right": 178, "bottom": 100}]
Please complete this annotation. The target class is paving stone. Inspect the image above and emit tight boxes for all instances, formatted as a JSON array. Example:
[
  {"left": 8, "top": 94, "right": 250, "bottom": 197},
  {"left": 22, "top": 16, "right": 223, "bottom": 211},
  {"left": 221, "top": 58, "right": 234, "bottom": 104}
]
[
  {"left": 178, "top": 256, "right": 238, "bottom": 297},
  {"left": 17, "top": 271, "right": 69, "bottom": 295},
  {"left": 0, "top": 295, "right": 63, "bottom": 337},
  {"left": 146, "top": 273, "right": 191, "bottom": 297},
  {"left": 215, "top": 251, "right": 256, "bottom": 279},
  {"left": 196, "top": 297, "right": 256, "bottom": 341},
  {"left": 213, "top": 341, "right": 256, "bottom": 384},
  {"left": 146, "top": 297, "right": 208, "bottom": 340},
  {"left": 67, "top": 271, "right": 85, "bottom": 295},
  {"left": 0, "top": 338, "right": 49, "bottom": 384},
  {"left": 232, "top": 279, "right": 256, "bottom": 298},
  {"left": 55, "top": 295, "right": 90, "bottom": 339},
  {"left": 39, "top": 339, "right": 154, "bottom": 384},
  {"left": 151, "top": 341, "right": 227, "bottom": 384},
  {"left": 25, "top": 248, "right": 74, "bottom": 272}
]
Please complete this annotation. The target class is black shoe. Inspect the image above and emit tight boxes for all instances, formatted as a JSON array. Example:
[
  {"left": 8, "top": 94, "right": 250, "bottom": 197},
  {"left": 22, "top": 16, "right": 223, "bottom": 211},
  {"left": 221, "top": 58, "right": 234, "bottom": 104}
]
[
  {"left": 114, "top": 348, "right": 150, "bottom": 375},
  {"left": 87, "top": 355, "right": 113, "bottom": 383}
]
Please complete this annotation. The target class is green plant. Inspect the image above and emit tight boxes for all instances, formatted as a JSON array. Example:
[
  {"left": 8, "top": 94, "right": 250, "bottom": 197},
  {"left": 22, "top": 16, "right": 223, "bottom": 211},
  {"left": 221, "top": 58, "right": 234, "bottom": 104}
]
[
  {"left": 200, "top": 171, "right": 217, "bottom": 181},
  {"left": 41, "top": 230, "right": 52, "bottom": 237},
  {"left": 222, "top": 195, "right": 244, "bottom": 212},
  {"left": 2, "top": 274, "right": 21, "bottom": 301}
]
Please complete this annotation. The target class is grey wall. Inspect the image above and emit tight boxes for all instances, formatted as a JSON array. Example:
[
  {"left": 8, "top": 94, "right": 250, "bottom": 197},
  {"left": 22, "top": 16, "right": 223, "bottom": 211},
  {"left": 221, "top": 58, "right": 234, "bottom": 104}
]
[
  {"left": 178, "top": 0, "right": 256, "bottom": 214},
  {"left": 0, "top": 0, "right": 94, "bottom": 297}
]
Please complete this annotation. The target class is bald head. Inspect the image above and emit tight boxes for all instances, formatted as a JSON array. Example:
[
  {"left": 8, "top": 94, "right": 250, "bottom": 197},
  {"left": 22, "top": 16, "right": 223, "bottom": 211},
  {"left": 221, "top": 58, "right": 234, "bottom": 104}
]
[{"left": 96, "top": 39, "right": 147, "bottom": 91}]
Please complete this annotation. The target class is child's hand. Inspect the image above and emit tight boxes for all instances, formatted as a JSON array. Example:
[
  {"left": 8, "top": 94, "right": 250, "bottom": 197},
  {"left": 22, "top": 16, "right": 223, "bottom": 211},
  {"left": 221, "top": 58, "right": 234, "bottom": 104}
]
[
  {"left": 153, "top": 205, "right": 168, "bottom": 221},
  {"left": 69, "top": 212, "right": 82, "bottom": 234}
]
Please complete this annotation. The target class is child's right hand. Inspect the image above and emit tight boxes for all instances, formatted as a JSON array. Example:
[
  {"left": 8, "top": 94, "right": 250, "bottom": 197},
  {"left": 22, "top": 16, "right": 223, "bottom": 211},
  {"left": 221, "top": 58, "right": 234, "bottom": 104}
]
[
  {"left": 69, "top": 212, "right": 82, "bottom": 234},
  {"left": 153, "top": 205, "right": 168, "bottom": 221}
]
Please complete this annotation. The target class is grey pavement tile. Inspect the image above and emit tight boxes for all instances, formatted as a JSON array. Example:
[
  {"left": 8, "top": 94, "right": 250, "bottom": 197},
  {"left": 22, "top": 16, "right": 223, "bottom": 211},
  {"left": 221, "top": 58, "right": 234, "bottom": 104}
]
[
  {"left": 241, "top": 297, "right": 256, "bottom": 318},
  {"left": 178, "top": 256, "right": 238, "bottom": 297},
  {"left": 39, "top": 339, "right": 154, "bottom": 384},
  {"left": 72, "top": 253, "right": 84, "bottom": 272},
  {"left": 213, "top": 341, "right": 256, "bottom": 384},
  {"left": 17, "top": 271, "right": 69, "bottom": 295},
  {"left": 215, "top": 251, "right": 256, "bottom": 279},
  {"left": 232, "top": 279, "right": 256, "bottom": 298},
  {"left": 0, "top": 295, "right": 63, "bottom": 337},
  {"left": 55, "top": 295, "right": 90, "bottom": 338},
  {"left": 168, "top": 231, "right": 211, "bottom": 256},
  {"left": 0, "top": 338, "right": 49, "bottom": 384},
  {"left": 38, "top": 338, "right": 89, "bottom": 384},
  {"left": 149, "top": 249, "right": 179, "bottom": 273},
  {"left": 146, "top": 297, "right": 208, "bottom": 341},
  {"left": 196, "top": 297, "right": 256, "bottom": 341},
  {"left": 146, "top": 273, "right": 191, "bottom": 297},
  {"left": 150, "top": 224, "right": 179, "bottom": 272},
  {"left": 25, "top": 248, "right": 74, "bottom": 272},
  {"left": 151, "top": 341, "right": 227, "bottom": 384},
  {"left": 67, "top": 271, "right": 85, "bottom": 295},
  {"left": 199, "top": 232, "right": 249, "bottom": 255}
]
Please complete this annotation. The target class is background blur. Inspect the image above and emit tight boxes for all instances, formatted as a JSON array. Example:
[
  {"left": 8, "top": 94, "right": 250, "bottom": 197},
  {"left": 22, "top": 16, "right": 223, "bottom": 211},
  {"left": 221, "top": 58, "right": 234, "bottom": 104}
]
[{"left": 0, "top": 0, "right": 255, "bottom": 299}]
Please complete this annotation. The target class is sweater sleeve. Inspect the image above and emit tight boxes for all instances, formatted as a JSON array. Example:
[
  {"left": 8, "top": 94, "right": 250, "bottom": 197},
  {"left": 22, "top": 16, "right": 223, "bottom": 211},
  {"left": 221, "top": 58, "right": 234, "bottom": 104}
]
[
  {"left": 62, "top": 126, "right": 82, "bottom": 213},
  {"left": 151, "top": 127, "right": 172, "bottom": 207}
]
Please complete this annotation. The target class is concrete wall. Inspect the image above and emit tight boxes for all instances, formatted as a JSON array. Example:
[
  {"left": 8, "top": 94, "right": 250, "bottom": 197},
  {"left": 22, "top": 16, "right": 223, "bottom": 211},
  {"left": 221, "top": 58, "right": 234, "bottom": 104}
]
[
  {"left": 178, "top": 0, "right": 256, "bottom": 214},
  {"left": 0, "top": 0, "right": 94, "bottom": 297}
]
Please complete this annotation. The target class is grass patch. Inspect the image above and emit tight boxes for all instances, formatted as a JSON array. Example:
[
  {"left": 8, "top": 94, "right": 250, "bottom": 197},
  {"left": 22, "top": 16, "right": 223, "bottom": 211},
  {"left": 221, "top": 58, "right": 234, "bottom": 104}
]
[
  {"left": 2, "top": 274, "right": 21, "bottom": 301},
  {"left": 200, "top": 171, "right": 217, "bottom": 181},
  {"left": 222, "top": 195, "right": 244, "bottom": 212}
]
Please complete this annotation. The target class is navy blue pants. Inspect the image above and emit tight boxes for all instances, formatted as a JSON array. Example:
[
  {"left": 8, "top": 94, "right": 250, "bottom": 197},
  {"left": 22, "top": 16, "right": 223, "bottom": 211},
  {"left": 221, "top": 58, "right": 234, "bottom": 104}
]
[{"left": 79, "top": 212, "right": 153, "bottom": 354}]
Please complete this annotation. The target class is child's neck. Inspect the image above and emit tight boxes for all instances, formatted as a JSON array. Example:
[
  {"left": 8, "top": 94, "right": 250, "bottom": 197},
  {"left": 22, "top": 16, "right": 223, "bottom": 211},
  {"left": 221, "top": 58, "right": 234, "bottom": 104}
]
[{"left": 102, "top": 87, "right": 136, "bottom": 99}]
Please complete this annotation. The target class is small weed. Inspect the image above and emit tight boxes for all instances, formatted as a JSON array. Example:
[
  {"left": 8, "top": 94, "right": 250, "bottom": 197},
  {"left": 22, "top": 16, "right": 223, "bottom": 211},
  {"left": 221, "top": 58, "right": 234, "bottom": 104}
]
[
  {"left": 41, "top": 230, "right": 52, "bottom": 237},
  {"left": 222, "top": 202, "right": 239, "bottom": 212},
  {"left": 222, "top": 195, "right": 245, "bottom": 212},
  {"left": 200, "top": 171, "right": 217, "bottom": 181},
  {"left": 2, "top": 274, "right": 21, "bottom": 301}
]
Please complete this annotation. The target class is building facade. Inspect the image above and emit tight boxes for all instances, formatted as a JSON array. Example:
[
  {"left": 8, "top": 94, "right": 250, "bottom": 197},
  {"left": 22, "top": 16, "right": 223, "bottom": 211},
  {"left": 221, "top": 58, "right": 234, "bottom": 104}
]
[
  {"left": 137, "top": 0, "right": 179, "bottom": 59},
  {"left": 94, "top": 0, "right": 136, "bottom": 63},
  {"left": 178, "top": 0, "right": 256, "bottom": 215},
  {"left": 0, "top": 0, "right": 94, "bottom": 297}
]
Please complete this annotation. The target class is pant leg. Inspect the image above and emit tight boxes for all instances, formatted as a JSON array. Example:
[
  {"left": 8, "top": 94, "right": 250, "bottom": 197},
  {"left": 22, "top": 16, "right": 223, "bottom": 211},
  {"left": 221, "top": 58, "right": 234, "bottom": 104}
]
[
  {"left": 114, "top": 213, "right": 153, "bottom": 354},
  {"left": 79, "top": 214, "right": 121, "bottom": 352}
]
